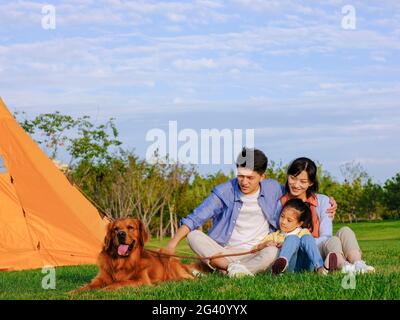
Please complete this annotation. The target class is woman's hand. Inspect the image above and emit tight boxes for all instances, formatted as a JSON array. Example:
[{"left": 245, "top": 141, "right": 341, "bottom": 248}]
[{"left": 327, "top": 197, "right": 337, "bottom": 219}]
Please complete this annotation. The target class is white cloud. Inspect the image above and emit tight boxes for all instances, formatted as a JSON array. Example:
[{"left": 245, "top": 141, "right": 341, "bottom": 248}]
[
  {"left": 319, "top": 82, "right": 345, "bottom": 89},
  {"left": 371, "top": 54, "right": 387, "bottom": 63},
  {"left": 165, "top": 12, "right": 187, "bottom": 22},
  {"left": 173, "top": 58, "right": 217, "bottom": 70}
]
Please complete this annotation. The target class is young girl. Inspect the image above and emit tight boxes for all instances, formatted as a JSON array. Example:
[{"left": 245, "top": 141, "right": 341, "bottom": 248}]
[
  {"left": 277, "top": 157, "right": 375, "bottom": 274},
  {"left": 256, "top": 198, "right": 327, "bottom": 274}
]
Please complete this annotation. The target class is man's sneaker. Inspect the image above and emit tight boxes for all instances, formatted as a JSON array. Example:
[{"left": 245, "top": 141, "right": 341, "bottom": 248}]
[
  {"left": 227, "top": 262, "right": 254, "bottom": 278},
  {"left": 272, "top": 257, "right": 288, "bottom": 275},
  {"left": 354, "top": 260, "right": 375, "bottom": 274},
  {"left": 341, "top": 262, "right": 355, "bottom": 274},
  {"left": 324, "top": 252, "right": 338, "bottom": 272}
]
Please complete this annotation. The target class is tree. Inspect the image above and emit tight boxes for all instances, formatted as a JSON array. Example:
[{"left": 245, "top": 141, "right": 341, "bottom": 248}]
[
  {"left": 16, "top": 111, "right": 79, "bottom": 159},
  {"left": 68, "top": 117, "right": 122, "bottom": 165},
  {"left": 383, "top": 173, "right": 400, "bottom": 218},
  {"left": 335, "top": 178, "right": 363, "bottom": 223},
  {"left": 335, "top": 161, "right": 370, "bottom": 222},
  {"left": 16, "top": 111, "right": 121, "bottom": 165},
  {"left": 340, "top": 161, "right": 369, "bottom": 184},
  {"left": 358, "top": 179, "right": 384, "bottom": 220},
  {"left": 265, "top": 160, "right": 287, "bottom": 185}
]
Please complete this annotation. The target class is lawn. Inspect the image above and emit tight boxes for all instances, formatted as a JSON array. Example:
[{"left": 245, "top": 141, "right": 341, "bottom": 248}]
[{"left": 0, "top": 220, "right": 399, "bottom": 300}]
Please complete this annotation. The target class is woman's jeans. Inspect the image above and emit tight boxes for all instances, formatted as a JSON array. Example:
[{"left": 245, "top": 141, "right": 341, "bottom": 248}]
[{"left": 279, "top": 234, "right": 324, "bottom": 272}]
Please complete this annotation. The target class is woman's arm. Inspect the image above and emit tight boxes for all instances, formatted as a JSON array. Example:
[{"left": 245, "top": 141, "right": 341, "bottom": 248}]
[{"left": 315, "top": 194, "right": 333, "bottom": 247}]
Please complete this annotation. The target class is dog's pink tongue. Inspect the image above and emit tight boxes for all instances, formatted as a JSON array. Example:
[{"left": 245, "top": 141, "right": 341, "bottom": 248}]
[{"left": 118, "top": 245, "right": 129, "bottom": 256}]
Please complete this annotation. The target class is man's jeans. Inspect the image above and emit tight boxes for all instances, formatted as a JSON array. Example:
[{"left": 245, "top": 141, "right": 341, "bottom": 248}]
[{"left": 279, "top": 234, "right": 324, "bottom": 272}]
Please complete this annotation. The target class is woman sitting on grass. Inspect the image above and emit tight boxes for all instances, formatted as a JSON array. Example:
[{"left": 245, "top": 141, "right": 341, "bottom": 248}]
[
  {"left": 256, "top": 198, "right": 327, "bottom": 275},
  {"left": 275, "top": 157, "right": 375, "bottom": 274}
]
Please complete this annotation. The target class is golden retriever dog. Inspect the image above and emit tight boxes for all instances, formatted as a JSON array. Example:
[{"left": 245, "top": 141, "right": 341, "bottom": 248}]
[{"left": 73, "top": 218, "right": 198, "bottom": 292}]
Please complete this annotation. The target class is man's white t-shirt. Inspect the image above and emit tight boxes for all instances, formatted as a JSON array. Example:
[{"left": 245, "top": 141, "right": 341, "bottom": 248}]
[{"left": 227, "top": 188, "right": 270, "bottom": 250}]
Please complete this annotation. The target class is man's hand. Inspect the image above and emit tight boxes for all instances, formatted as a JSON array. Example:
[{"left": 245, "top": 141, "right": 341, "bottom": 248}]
[
  {"left": 161, "top": 244, "right": 176, "bottom": 256},
  {"left": 327, "top": 196, "right": 337, "bottom": 219},
  {"left": 161, "top": 224, "right": 190, "bottom": 256}
]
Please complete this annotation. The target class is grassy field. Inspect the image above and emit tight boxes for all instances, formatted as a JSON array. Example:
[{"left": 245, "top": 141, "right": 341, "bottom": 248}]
[{"left": 0, "top": 220, "right": 399, "bottom": 300}]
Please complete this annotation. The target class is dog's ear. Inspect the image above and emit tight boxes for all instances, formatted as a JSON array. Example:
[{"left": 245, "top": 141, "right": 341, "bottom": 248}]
[
  {"left": 137, "top": 219, "right": 149, "bottom": 247},
  {"left": 103, "top": 221, "right": 114, "bottom": 252}
]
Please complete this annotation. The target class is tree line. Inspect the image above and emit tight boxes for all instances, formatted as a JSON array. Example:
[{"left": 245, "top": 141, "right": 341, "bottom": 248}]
[{"left": 14, "top": 111, "right": 400, "bottom": 239}]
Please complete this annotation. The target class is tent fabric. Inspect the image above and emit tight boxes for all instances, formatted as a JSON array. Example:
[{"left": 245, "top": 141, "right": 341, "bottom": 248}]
[{"left": 0, "top": 98, "right": 107, "bottom": 271}]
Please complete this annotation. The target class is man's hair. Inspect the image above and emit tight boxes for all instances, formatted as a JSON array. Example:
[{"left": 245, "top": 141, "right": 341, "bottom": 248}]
[
  {"left": 235, "top": 147, "right": 268, "bottom": 175},
  {"left": 282, "top": 198, "right": 313, "bottom": 231}
]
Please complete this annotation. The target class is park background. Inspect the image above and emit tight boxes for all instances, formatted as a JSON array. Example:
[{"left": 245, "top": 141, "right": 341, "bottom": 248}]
[{"left": 0, "top": 0, "right": 399, "bottom": 299}]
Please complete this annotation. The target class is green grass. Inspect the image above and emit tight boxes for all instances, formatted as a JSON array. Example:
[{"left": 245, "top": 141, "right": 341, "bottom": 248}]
[{"left": 1, "top": 220, "right": 399, "bottom": 300}]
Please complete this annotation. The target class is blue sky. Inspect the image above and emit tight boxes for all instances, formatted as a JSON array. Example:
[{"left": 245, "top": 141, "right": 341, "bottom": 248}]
[{"left": 0, "top": 0, "right": 399, "bottom": 183}]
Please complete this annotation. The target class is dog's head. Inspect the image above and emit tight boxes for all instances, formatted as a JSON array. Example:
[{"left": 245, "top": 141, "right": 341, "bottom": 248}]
[{"left": 103, "top": 218, "right": 149, "bottom": 257}]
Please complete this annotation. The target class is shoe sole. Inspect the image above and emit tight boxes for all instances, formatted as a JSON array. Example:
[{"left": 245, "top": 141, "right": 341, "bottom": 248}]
[
  {"left": 327, "top": 252, "right": 338, "bottom": 272},
  {"left": 272, "top": 257, "right": 288, "bottom": 275}
]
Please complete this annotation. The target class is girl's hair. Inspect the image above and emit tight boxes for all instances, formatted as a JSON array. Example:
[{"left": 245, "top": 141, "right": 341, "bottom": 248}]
[
  {"left": 285, "top": 157, "right": 319, "bottom": 198},
  {"left": 282, "top": 198, "right": 313, "bottom": 232}
]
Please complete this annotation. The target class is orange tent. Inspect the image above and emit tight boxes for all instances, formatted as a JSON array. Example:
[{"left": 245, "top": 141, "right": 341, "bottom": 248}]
[{"left": 0, "top": 98, "right": 107, "bottom": 271}]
